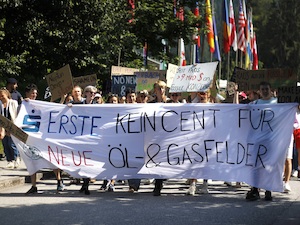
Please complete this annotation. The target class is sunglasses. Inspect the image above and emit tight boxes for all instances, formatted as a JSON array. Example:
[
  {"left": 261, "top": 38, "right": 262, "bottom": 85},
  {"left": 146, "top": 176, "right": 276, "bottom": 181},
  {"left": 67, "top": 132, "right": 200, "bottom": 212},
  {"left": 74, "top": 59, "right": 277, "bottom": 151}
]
[{"left": 171, "top": 93, "right": 179, "bottom": 97}]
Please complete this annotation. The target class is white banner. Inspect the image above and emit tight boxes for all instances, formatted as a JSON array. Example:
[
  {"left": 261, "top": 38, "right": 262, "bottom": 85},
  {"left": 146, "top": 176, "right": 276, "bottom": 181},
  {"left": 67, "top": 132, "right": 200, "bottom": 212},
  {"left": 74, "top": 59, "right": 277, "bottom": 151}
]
[
  {"left": 169, "top": 62, "right": 218, "bottom": 93},
  {"left": 13, "top": 101, "right": 297, "bottom": 192}
]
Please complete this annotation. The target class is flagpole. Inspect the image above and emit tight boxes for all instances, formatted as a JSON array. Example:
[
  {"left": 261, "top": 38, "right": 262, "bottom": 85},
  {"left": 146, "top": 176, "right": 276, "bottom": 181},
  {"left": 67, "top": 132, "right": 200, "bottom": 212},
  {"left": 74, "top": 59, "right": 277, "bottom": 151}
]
[{"left": 227, "top": 53, "right": 230, "bottom": 81}]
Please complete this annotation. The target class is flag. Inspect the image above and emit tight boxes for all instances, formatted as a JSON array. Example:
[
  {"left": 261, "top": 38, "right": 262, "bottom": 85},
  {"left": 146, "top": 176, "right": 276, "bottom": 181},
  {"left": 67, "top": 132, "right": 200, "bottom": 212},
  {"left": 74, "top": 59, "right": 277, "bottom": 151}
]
[
  {"left": 245, "top": 14, "right": 252, "bottom": 69},
  {"left": 194, "top": 1, "right": 201, "bottom": 47},
  {"left": 180, "top": 38, "right": 186, "bottom": 66},
  {"left": 237, "top": 0, "right": 246, "bottom": 52},
  {"left": 206, "top": 0, "right": 215, "bottom": 53},
  {"left": 212, "top": 6, "right": 221, "bottom": 61},
  {"left": 223, "top": 0, "right": 230, "bottom": 54},
  {"left": 252, "top": 33, "right": 258, "bottom": 70},
  {"left": 143, "top": 41, "right": 148, "bottom": 67},
  {"left": 229, "top": 0, "right": 237, "bottom": 51}
]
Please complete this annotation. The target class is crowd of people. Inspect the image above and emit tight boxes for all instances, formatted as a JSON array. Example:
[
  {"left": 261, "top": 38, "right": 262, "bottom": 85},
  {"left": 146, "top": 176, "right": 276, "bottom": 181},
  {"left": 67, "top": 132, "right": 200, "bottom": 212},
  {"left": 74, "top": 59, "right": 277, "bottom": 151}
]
[{"left": 0, "top": 77, "right": 299, "bottom": 201}]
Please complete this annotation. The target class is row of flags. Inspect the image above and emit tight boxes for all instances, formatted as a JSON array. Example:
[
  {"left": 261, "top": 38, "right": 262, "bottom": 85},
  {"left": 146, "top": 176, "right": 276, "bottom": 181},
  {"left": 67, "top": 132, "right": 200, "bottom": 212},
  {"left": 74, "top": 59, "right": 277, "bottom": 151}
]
[{"left": 179, "top": 0, "right": 258, "bottom": 70}]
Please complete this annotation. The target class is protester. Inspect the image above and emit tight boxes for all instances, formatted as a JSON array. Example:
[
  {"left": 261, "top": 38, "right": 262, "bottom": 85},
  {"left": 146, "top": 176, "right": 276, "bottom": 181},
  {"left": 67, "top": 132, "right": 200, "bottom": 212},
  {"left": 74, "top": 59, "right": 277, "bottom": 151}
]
[
  {"left": 148, "top": 80, "right": 168, "bottom": 196},
  {"left": 0, "top": 87, "right": 20, "bottom": 169},
  {"left": 107, "top": 94, "right": 119, "bottom": 104},
  {"left": 124, "top": 88, "right": 142, "bottom": 193},
  {"left": 168, "top": 92, "right": 181, "bottom": 103},
  {"left": 187, "top": 90, "right": 211, "bottom": 195},
  {"left": 6, "top": 78, "right": 23, "bottom": 105},
  {"left": 293, "top": 106, "right": 300, "bottom": 179},
  {"left": 25, "top": 84, "right": 64, "bottom": 194},
  {"left": 74, "top": 85, "right": 98, "bottom": 195},
  {"left": 137, "top": 90, "right": 149, "bottom": 103},
  {"left": 93, "top": 93, "right": 103, "bottom": 104},
  {"left": 98, "top": 93, "right": 119, "bottom": 192},
  {"left": 246, "top": 81, "right": 277, "bottom": 201}
]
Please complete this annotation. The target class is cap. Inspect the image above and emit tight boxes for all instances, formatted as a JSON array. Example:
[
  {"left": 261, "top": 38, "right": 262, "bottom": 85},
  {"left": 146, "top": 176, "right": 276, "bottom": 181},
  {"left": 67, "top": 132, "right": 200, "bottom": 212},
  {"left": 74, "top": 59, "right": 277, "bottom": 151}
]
[
  {"left": 7, "top": 78, "right": 18, "bottom": 84},
  {"left": 94, "top": 93, "right": 102, "bottom": 98}
]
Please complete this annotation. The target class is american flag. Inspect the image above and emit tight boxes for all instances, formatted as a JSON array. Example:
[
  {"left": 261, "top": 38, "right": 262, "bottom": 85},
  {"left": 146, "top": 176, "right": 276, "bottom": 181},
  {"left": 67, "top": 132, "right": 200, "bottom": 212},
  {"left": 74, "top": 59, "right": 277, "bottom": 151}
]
[{"left": 237, "top": 0, "right": 246, "bottom": 52}]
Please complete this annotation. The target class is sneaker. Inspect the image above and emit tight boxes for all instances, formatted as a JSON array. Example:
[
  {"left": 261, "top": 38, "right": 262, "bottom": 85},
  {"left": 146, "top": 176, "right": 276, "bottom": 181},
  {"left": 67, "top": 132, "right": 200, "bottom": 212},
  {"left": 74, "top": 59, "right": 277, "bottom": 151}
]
[
  {"left": 107, "top": 184, "right": 115, "bottom": 192},
  {"left": 198, "top": 183, "right": 209, "bottom": 194},
  {"left": 224, "top": 181, "right": 232, "bottom": 186},
  {"left": 246, "top": 189, "right": 260, "bottom": 201},
  {"left": 14, "top": 157, "right": 21, "bottom": 168},
  {"left": 283, "top": 182, "right": 291, "bottom": 193},
  {"left": 235, "top": 182, "right": 242, "bottom": 188},
  {"left": 57, "top": 180, "right": 64, "bottom": 192},
  {"left": 26, "top": 186, "right": 38, "bottom": 194},
  {"left": 128, "top": 188, "right": 135, "bottom": 193},
  {"left": 6, "top": 161, "right": 15, "bottom": 169},
  {"left": 187, "top": 185, "right": 196, "bottom": 195},
  {"left": 153, "top": 188, "right": 161, "bottom": 196},
  {"left": 291, "top": 170, "right": 298, "bottom": 177},
  {"left": 265, "top": 191, "right": 272, "bottom": 201}
]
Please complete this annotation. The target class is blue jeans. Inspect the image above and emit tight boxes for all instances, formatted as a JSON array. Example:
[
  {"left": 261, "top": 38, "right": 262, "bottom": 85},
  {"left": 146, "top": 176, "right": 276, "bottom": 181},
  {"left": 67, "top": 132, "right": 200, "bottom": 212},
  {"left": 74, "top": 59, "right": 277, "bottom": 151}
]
[{"left": 2, "top": 135, "right": 19, "bottom": 162}]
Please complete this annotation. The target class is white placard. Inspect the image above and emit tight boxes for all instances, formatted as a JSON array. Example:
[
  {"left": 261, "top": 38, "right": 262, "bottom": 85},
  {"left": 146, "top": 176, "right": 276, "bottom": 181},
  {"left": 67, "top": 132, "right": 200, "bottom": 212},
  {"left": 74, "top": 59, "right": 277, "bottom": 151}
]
[{"left": 169, "top": 62, "right": 218, "bottom": 93}]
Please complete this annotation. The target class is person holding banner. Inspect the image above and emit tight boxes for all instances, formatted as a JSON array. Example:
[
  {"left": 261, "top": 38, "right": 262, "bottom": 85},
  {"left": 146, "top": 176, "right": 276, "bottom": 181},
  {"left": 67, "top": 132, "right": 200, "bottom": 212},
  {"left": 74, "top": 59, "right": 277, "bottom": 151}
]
[
  {"left": 24, "top": 84, "right": 64, "bottom": 194},
  {"left": 246, "top": 81, "right": 278, "bottom": 201},
  {"left": 72, "top": 85, "right": 98, "bottom": 195},
  {"left": 148, "top": 80, "right": 168, "bottom": 196},
  {"left": 0, "top": 87, "right": 20, "bottom": 169},
  {"left": 187, "top": 90, "right": 212, "bottom": 195},
  {"left": 125, "top": 88, "right": 142, "bottom": 192}
]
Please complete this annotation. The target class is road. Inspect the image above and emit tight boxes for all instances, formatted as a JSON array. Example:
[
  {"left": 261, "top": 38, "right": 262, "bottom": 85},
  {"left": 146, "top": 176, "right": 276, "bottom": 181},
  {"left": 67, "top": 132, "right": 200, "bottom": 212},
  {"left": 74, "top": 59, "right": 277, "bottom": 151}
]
[{"left": 0, "top": 176, "right": 299, "bottom": 225}]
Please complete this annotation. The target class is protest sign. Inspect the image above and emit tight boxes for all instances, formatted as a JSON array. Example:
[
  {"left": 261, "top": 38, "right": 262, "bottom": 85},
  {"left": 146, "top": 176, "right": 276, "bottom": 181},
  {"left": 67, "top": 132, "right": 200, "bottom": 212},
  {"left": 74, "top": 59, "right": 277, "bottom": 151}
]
[
  {"left": 277, "top": 86, "right": 300, "bottom": 103},
  {"left": 169, "top": 62, "right": 218, "bottom": 93},
  {"left": 166, "top": 63, "right": 178, "bottom": 88},
  {"left": 135, "top": 70, "right": 166, "bottom": 91},
  {"left": 73, "top": 74, "right": 97, "bottom": 89},
  {"left": 13, "top": 101, "right": 297, "bottom": 192},
  {"left": 233, "top": 68, "right": 297, "bottom": 91},
  {"left": 111, "top": 75, "right": 136, "bottom": 96},
  {"left": 0, "top": 115, "right": 28, "bottom": 143},
  {"left": 111, "top": 65, "right": 139, "bottom": 76},
  {"left": 45, "top": 64, "right": 73, "bottom": 101}
]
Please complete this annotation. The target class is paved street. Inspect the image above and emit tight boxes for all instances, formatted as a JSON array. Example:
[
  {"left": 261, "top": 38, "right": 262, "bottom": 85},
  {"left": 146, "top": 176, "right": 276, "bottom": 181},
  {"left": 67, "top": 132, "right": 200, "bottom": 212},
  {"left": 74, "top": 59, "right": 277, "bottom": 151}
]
[{"left": 0, "top": 160, "right": 300, "bottom": 225}]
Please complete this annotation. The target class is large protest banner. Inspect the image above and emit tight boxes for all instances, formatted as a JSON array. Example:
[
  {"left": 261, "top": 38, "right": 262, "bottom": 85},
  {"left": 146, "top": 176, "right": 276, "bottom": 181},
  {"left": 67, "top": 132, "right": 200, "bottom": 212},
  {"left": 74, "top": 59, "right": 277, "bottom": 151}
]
[
  {"left": 73, "top": 74, "right": 97, "bottom": 89},
  {"left": 13, "top": 101, "right": 297, "bottom": 192},
  {"left": 45, "top": 64, "right": 73, "bottom": 101},
  {"left": 135, "top": 70, "right": 166, "bottom": 91},
  {"left": 169, "top": 62, "right": 218, "bottom": 93},
  {"left": 233, "top": 68, "right": 297, "bottom": 91},
  {"left": 111, "top": 75, "right": 136, "bottom": 96}
]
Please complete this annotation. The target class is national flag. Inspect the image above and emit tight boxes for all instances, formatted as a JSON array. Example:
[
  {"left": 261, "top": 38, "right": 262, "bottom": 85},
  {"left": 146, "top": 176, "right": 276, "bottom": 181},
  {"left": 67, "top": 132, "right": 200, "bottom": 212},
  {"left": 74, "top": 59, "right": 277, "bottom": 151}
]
[
  {"left": 180, "top": 38, "right": 186, "bottom": 66},
  {"left": 222, "top": 0, "right": 230, "bottom": 54},
  {"left": 245, "top": 14, "right": 253, "bottom": 69},
  {"left": 229, "top": 0, "right": 237, "bottom": 51},
  {"left": 237, "top": 0, "right": 246, "bottom": 52},
  {"left": 212, "top": 6, "right": 221, "bottom": 61},
  {"left": 252, "top": 33, "right": 258, "bottom": 70},
  {"left": 206, "top": 0, "right": 215, "bottom": 53}
]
